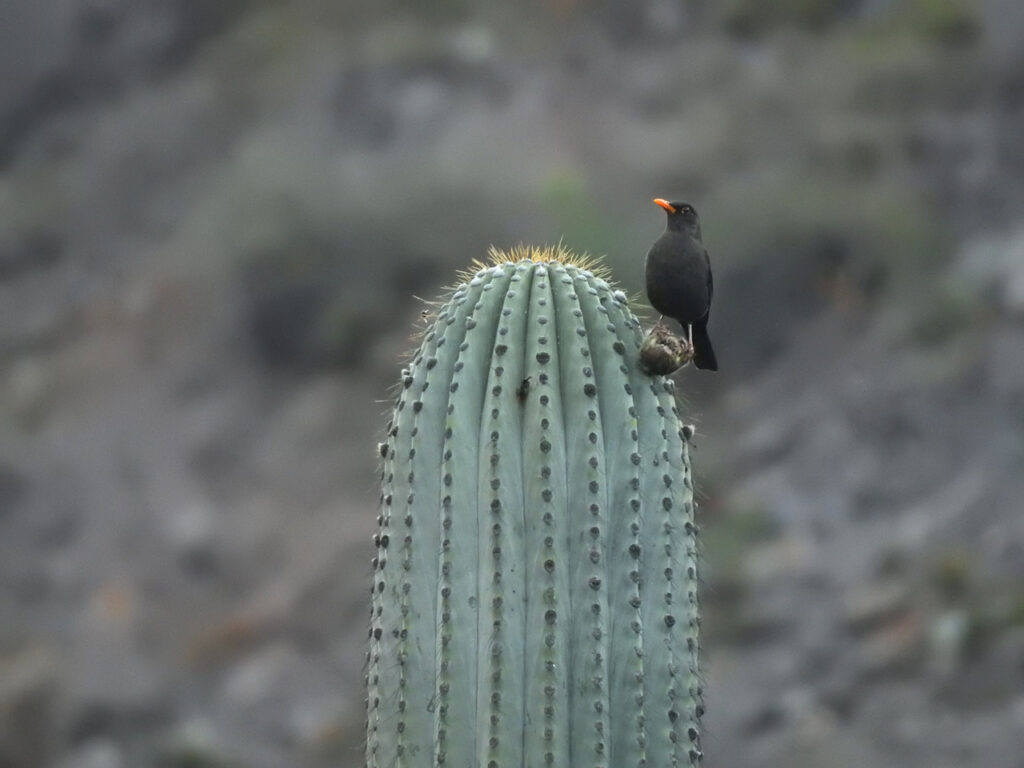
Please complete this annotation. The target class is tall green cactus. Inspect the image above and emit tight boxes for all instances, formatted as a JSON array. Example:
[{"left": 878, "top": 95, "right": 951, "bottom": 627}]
[{"left": 369, "top": 246, "right": 703, "bottom": 767}]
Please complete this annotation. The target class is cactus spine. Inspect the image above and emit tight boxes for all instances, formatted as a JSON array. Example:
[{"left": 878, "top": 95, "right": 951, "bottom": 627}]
[{"left": 369, "top": 246, "right": 702, "bottom": 767}]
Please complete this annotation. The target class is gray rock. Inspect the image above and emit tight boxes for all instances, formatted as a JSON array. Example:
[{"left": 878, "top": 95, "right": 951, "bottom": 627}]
[
  {"left": 926, "top": 609, "right": 970, "bottom": 677},
  {"left": 0, "top": 461, "right": 30, "bottom": 514},
  {"left": 843, "top": 580, "right": 914, "bottom": 636},
  {"left": 158, "top": 717, "right": 234, "bottom": 768},
  {"left": 934, "top": 627, "right": 1024, "bottom": 709},
  {"left": 160, "top": 498, "right": 217, "bottom": 574},
  {"left": 219, "top": 643, "right": 304, "bottom": 711},
  {"left": 57, "top": 739, "right": 124, "bottom": 768},
  {"left": 856, "top": 612, "right": 926, "bottom": 679},
  {"left": 956, "top": 227, "right": 1024, "bottom": 315},
  {"left": 65, "top": 585, "right": 170, "bottom": 741},
  {"left": 0, "top": 645, "right": 59, "bottom": 768}
]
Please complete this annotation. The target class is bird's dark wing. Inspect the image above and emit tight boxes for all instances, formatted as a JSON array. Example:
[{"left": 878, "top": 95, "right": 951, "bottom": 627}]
[{"left": 705, "top": 248, "right": 713, "bottom": 305}]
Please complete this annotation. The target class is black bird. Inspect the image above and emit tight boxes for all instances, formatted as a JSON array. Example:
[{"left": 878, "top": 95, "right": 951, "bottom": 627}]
[{"left": 645, "top": 198, "right": 718, "bottom": 371}]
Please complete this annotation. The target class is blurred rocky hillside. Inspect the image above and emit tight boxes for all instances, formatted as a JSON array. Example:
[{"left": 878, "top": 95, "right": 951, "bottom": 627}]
[{"left": 1, "top": 1, "right": 1023, "bottom": 766}]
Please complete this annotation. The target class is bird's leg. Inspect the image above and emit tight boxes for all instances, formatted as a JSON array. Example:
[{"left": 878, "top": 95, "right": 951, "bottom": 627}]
[{"left": 687, "top": 324, "right": 694, "bottom": 348}]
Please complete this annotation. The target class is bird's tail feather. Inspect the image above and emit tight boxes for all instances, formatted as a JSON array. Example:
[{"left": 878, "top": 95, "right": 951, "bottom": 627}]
[{"left": 691, "top": 322, "right": 718, "bottom": 371}]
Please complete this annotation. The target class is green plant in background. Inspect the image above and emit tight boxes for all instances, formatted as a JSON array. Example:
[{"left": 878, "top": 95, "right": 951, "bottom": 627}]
[
  {"left": 719, "top": 0, "right": 853, "bottom": 36},
  {"left": 719, "top": 0, "right": 980, "bottom": 44},
  {"left": 538, "top": 172, "right": 638, "bottom": 268},
  {"left": 368, "top": 246, "right": 704, "bottom": 767},
  {"left": 910, "top": 280, "right": 986, "bottom": 346},
  {"left": 895, "top": 0, "right": 981, "bottom": 47}
]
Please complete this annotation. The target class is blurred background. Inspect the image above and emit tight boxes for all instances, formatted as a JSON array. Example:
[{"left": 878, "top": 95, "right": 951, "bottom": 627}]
[{"left": 2, "top": 0, "right": 1023, "bottom": 766}]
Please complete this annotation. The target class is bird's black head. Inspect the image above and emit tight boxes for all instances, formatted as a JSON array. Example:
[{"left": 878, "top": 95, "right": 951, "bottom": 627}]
[{"left": 653, "top": 198, "right": 702, "bottom": 239}]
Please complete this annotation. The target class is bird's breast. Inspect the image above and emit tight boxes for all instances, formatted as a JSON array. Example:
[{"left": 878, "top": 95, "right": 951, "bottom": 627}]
[{"left": 644, "top": 233, "right": 710, "bottom": 323}]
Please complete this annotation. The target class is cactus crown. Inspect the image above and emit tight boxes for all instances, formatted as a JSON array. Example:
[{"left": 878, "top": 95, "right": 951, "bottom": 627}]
[
  {"left": 369, "top": 248, "right": 702, "bottom": 767},
  {"left": 463, "top": 244, "right": 612, "bottom": 279}
]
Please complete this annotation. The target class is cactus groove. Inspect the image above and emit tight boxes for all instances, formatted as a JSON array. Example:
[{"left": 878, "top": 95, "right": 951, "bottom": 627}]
[{"left": 369, "top": 246, "right": 703, "bottom": 767}]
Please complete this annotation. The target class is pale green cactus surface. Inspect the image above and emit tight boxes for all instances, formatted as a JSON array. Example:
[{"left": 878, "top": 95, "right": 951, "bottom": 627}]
[{"left": 369, "top": 246, "right": 702, "bottom": 768}]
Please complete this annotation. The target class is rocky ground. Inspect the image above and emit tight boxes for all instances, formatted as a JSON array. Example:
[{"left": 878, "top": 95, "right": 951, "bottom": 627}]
[{"left": 2, "top": 1, "right": 1024, "bottom": 766}]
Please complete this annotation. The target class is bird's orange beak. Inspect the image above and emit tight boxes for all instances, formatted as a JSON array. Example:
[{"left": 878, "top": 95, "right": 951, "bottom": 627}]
[{"left": 653, "top": 198, "right": 676, "bottom": 213}]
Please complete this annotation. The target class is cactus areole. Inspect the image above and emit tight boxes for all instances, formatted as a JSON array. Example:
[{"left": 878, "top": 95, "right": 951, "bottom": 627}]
[{"left": 369, "top": 246, "right": 703, "bottom": 767}]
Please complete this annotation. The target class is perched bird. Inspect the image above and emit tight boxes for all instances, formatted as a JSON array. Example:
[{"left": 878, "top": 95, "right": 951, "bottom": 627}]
[{"left": 645, "top": 198, "right": 718, "bottom": 371}]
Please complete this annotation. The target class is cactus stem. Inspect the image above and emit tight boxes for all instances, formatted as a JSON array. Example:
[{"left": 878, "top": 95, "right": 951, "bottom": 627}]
[{"left": 372, "top": 253, "right": 703, "bottom": 767}]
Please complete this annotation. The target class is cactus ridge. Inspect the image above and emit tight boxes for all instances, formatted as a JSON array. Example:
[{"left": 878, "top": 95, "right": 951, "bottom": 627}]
[
  {"left": 370, "top": 250, "right": 702, "bottom": 768},
  {"left": 477, "top": 263, "right": 532, "bottom": 767},
  {"left": 443, "top": 266, "right": 537, "bottom": 766},
  {"left": 606, "top": 292, "right": 704, "bottom": 762},
  {"left": 370, "top": 287, "right": 458, "bottom": 766},
  {"left": 552, "top": 268, "right": 612, "bottom": 767}
]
